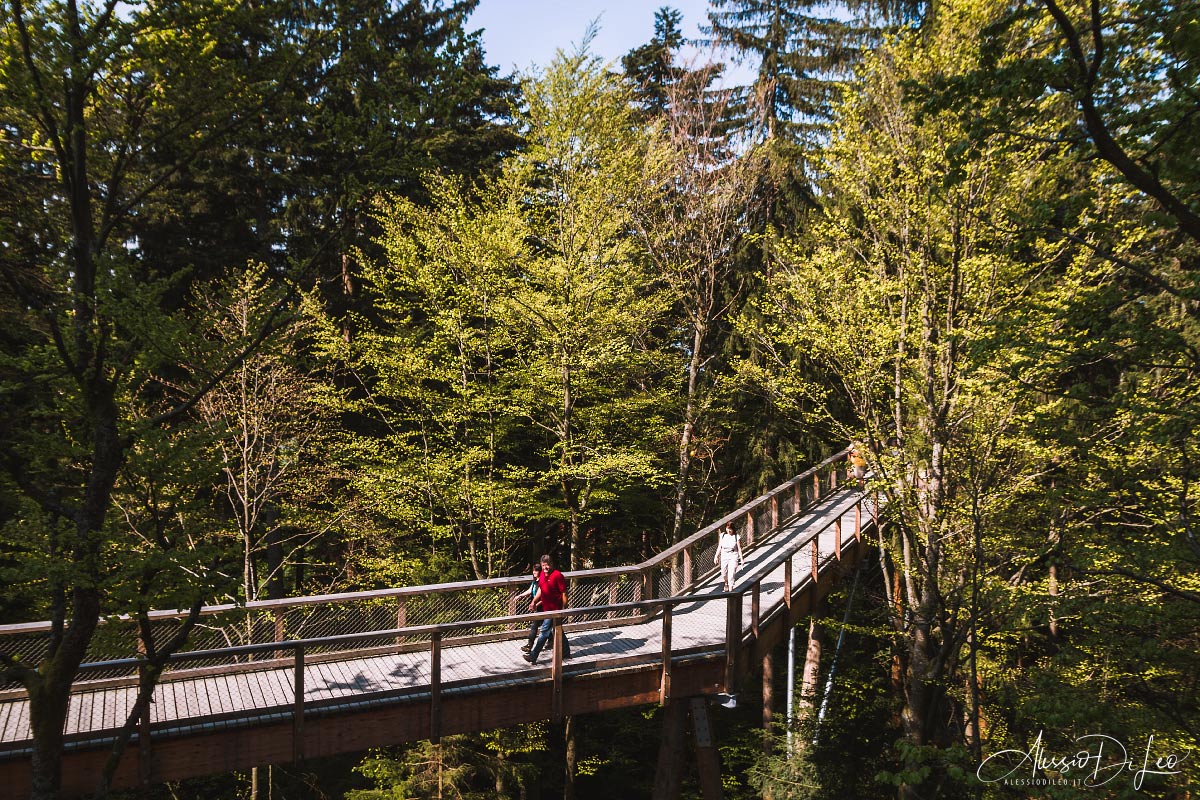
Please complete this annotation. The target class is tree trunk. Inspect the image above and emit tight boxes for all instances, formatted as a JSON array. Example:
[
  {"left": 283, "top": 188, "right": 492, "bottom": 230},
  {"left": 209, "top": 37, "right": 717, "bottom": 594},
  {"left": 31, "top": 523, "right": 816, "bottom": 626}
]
[
  {"left": 563, "top": 716, "right": 577, "bottom": 800},
  {"left": 797, "top": 612, "right": 826, "bottom": 733}
]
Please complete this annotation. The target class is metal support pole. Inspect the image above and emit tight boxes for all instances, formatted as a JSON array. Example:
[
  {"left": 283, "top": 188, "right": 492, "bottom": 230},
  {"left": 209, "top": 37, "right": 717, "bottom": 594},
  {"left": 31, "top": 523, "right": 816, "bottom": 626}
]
[{"left": 786, "top": 625, "right": 796, "bottom": 753}]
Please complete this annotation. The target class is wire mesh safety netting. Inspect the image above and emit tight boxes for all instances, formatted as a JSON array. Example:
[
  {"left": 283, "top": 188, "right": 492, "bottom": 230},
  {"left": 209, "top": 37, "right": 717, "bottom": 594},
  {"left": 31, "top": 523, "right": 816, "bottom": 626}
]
[{"left": 0, "top": 450, "right": 856, "bottom": 691}]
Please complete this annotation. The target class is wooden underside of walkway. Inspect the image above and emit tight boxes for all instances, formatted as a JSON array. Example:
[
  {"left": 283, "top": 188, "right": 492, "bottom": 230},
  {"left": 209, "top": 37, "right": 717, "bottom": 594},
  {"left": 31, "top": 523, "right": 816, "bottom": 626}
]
[{"left": 0, "top": 487, "right": 874, "bottom": 798}]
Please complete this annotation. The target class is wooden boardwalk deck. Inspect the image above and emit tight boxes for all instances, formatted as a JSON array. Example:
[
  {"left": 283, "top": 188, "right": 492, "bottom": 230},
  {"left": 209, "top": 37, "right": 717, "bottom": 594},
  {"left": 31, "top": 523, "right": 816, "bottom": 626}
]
[{"left": 0, "top": 475, "right": 877, "bottom": 796}]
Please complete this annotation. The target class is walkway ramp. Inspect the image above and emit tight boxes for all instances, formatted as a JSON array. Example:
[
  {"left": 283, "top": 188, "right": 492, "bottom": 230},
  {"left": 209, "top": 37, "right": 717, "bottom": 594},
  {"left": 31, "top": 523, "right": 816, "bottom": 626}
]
[{"left": 0, "top": 451, "right": 877, "bottom": 797}]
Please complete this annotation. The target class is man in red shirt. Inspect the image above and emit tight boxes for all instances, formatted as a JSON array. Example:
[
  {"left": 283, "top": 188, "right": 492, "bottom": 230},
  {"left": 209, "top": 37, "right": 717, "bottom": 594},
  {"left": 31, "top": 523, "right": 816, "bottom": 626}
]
[{"left": 524, "top": 554, "right": 571, "bottom": 663}]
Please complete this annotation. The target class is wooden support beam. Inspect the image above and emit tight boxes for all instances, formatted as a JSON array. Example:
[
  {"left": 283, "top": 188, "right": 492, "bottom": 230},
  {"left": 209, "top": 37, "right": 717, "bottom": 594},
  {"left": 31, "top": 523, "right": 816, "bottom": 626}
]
[
  {"left": 652, "top": 699, "right": 687, "bottom": 800},
  {"left": 855, "top": 501, "right": 862, "bottom": 541},
  {"left": 811, "top": 538, "right": 819, "bottom": 583},
  {"left": 835, "top": 517, "right": 842, "bottom": 558},
  {"left": 770, "top": 495, "right": 779, "bottom": 532},
  {"left": 689, "top": 698, "right": 723, "bottom": 800},
  {"left": 724, "top": 594, "right": 740, "bottom": 693},
  {"left": 660, "top": 604, "right": 673, "bottom": 705}
]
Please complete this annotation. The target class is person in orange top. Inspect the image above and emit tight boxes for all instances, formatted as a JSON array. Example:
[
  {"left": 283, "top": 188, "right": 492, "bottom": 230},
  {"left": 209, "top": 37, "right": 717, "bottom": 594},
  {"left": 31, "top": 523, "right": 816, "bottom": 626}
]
[{"left": 523, "top": 554, "right": 571, "bottom": 664}]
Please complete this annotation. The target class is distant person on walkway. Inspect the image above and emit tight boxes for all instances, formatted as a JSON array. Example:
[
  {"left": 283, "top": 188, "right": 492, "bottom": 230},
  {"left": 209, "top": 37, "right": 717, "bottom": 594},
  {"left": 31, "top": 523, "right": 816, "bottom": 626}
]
[
  {"left": 715, "top": 523, "right": 744, "bottom": 592},
  {"left": 521, "top": 563, "right": 542, "bottom": 654},
  {"left": 523, "top": 554, "right": 571, "bottom": 664},
  {"left": 849, "top": 443, "right": 868, "bottom": 489}
]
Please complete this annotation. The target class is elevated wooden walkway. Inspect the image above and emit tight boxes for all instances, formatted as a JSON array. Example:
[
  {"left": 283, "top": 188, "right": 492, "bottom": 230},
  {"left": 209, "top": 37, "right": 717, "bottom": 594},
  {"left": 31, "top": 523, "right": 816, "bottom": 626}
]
[{"left": 0, "top": 452, "right": 877, "bottom": 797}]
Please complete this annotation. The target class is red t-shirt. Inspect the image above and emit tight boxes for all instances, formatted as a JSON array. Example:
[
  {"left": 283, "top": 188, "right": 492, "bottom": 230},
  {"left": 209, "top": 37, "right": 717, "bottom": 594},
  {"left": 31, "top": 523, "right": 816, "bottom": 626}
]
[{"left": 537, "top": 569, "right": 567, "bottom": 611}]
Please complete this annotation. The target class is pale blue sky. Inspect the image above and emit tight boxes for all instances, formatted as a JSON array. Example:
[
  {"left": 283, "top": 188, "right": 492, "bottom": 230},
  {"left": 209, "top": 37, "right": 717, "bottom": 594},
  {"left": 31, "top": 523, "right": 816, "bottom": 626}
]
[{"left": 467, "top": 0, "right": 755, "bottom": 85}]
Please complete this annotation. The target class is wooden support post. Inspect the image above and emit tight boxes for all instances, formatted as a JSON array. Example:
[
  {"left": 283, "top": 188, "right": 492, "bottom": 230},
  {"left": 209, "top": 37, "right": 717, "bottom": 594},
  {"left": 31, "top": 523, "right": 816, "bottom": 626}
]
[
  {"left": 835, "top": 517, "right": 842, "bottom": 559},
  {"left": 795, "top": 481, "right": 803, "bottom": 512},
  {"left": 746, "top": 512, "right": 755, "bottom": 548},
  {"left": 770, "top": 495, "right": 779, "bottom": 531},
  {"left": 552, "top": 619, "right": 564, "bottom": 723},
  {"left": 293, "top": 647, "right": 305, "bottom": 763},
  {"left": 137, "top": 663, "right": 153, "bottom": 785},
  {"left": 274, "top": 610, "right": 286, "bottom": 659},
  {"left": 690, "top": 698, "right": 724, "bottom": 800},
  {"left": 642, "top": 569, "right": 654, "bottom": 615},
  {"left": 831, "top": 466, "right": 838, "bottom": 489},
  {"left": 652, "top": 700, "right": 687, "bottom": 800},
  {"left": 660, "top": 603, "right": 672, "bottom": 705},
  {"left": 855, "top": 501, "right": 862, "bottom": 541},
  {"left": 813, "top": 472, "right": 820, "bottom": 501},
  {"left": 811, "top": 538, "right": 819, "bottom": 583},
  {"left": 609, "top": 578, "right": 619, "bottom": 619},
  {"left": 724, "top": 594, "right": 741, "bottom": 693},
  {"left": 751, "top": 581, "right": 761, "bottom": 639},
  {"left": 430, "top": 632, "right": 442, "bottom": 743},
  {"left": 683, "top": 547, "right": 693, "bottom": 590},
  {"left": 396, "top": 597, "right": 408, "bottom": 650}
]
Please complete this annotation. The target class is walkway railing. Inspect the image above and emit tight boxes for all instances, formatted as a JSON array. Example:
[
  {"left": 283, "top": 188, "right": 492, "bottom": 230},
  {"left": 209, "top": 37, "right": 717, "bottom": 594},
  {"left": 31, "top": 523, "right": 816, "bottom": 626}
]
[{"left": 0, "top": 449, "right": 852, "bottom": 693}]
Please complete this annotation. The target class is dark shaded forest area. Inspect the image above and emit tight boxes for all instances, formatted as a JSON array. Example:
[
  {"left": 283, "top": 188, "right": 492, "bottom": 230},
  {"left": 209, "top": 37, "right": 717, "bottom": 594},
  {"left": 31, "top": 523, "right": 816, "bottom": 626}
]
[{"left": 1, "top": 0, "right": 1197, "bottom": 797}]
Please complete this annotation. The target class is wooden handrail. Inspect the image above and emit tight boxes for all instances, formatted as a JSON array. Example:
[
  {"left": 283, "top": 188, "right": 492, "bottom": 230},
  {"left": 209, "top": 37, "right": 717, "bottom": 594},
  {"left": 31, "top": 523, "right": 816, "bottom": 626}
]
[
  {"left": 0, "top": 450, "right": 851, "bottom": 638},
  {"left": 66, "top": 486, "right": 870, "bottom": 680}
]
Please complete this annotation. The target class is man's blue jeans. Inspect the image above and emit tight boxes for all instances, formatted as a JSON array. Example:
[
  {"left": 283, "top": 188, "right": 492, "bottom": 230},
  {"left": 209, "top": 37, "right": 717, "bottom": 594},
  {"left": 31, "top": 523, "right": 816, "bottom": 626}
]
[{"left": 528, "top": 618, "right": 570, "bottom": 663}]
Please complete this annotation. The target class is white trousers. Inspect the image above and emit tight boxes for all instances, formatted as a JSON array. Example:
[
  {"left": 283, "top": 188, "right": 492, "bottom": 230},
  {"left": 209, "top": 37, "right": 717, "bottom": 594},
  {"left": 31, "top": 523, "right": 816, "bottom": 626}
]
[{"left": 720, "top": 555, "right": 739, "bottom": 588}]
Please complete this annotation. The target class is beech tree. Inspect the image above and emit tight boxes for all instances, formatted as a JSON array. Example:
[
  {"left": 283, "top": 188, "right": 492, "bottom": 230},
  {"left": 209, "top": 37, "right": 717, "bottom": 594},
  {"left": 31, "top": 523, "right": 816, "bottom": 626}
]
[{"left": 745, "top": 1, "right": 1072, "bottom": 793}]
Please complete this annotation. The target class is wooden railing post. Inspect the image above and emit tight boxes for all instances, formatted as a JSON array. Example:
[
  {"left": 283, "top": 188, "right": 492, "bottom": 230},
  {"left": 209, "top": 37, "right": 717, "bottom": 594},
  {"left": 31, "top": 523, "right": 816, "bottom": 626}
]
[
  {"left": 746, "top": 512, "right": 755, "bottom": 548},
  {"left": 274, "top": 610, "right": 286, "bottom": 659},
  {"left": 835, "top": 516, "right": 842, "bottom": 559},
  {"left": 855, "top": 501, "right": 862, "bottom": 541},
  {"left": 813, "top": 471, "right": 820, "bottom": 501},
  {"left": 552, "top": 618, "right": 564, "bottom": 722},
  {"left": 811, "top": 538, "right": 819, "bottom": 583},
  {"left": 641, "top": 568, "right": 654, "bottom": 616},
  {"left": 293, "top": 646, "right": 305, "bottom": 763},
  {"left": 784, "top": 557, "right": 792, "bottom": 610},
  {"left": 794, "top": 481, "right": 803, "bottom": 512},
  {"left": 137, "top": 662, "right": 153, "bottom": 785},
  {"left": 396, "top": 597, "right": 408, "bottom": 650},
  {"left": 660, "top": 603, "right": 672, "bottom": 705},
  {"left": 724, "top": 593, "right": 741, "bottom": 693},
  {"left": 609, "top": 577, "right": 619, "bottom": 619},
  {"left": 771, "top": 495, "right": 779, "bottom": 531},
  {"left": 683, "top": 547, "right": 693, "bottom": 591},
  {"left": 751, "top": 581, "right": 761, "bottom": 639},
  {"left": 430, "top": 632, "right": 442, "bottom": 742}
]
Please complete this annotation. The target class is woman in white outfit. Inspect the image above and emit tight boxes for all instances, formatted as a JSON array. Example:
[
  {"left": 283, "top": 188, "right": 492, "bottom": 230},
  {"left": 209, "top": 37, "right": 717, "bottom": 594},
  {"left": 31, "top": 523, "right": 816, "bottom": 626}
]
[{"left": 715, "top": 523, "right": 744, "bottom": 591}]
